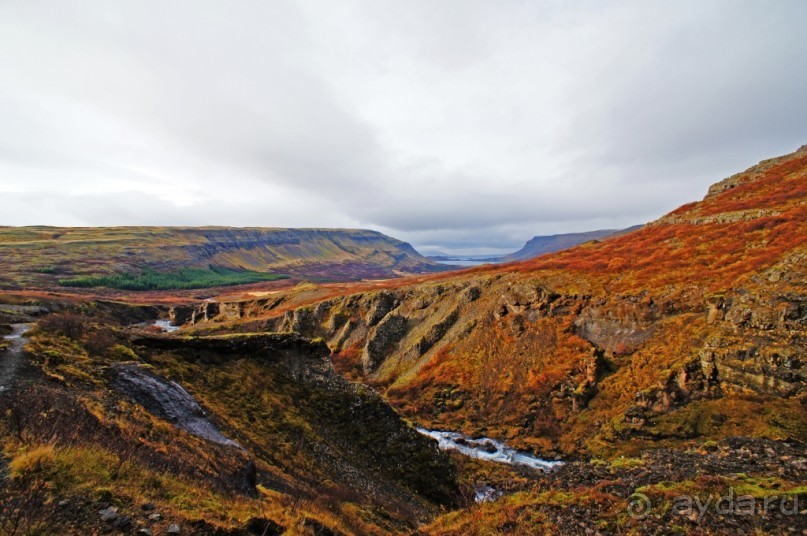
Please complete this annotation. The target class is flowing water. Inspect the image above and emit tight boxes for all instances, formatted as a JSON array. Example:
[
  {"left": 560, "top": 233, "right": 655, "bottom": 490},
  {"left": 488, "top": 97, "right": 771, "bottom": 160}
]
[
  {"left": 417, "top": 428, "right": 563, "bottom": 472},
  {"left": 132, "top": 319, "right": 181, "bottom": 333},
  {"left": 154, "top": 319, "right": 181, "bottom": 333}
]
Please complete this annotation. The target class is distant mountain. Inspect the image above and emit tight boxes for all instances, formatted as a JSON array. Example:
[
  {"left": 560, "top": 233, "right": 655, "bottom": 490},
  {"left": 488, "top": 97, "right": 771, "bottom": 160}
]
[
  {"left": 0, "top": 226, "right": 446, "bottom": 289},
  {"left": 503, "top": 225, "right": 643, "bottom": 261},
  {"left": 427, "top": 255, "right": 503, "bottom": 263}
]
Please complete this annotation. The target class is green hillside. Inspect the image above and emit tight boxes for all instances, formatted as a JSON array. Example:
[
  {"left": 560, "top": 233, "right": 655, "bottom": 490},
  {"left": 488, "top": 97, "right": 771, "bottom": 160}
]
[{"left": 0, "top": 226, "right": 445, "bottom": 289}]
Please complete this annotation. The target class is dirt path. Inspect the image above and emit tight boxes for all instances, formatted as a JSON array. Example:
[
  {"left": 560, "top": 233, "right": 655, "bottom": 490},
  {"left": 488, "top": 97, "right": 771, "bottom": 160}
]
[{"left": 0, "top": 323, "right": 33, "bottom": 392}]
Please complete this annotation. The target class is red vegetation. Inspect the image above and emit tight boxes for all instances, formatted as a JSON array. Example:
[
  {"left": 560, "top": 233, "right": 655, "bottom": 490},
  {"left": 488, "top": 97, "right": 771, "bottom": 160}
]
[
  {"left": 37, "top": 313, "right": 86, "bottom": 339},
  {"left": 508, "top": 150, "right": 806, "bottom": 292}
]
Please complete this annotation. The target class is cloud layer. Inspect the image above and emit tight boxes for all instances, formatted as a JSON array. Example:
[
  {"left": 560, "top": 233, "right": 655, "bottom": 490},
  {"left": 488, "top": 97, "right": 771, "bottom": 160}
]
[{"left": 1, "top": 1, "right": 805, "bottom": 254}]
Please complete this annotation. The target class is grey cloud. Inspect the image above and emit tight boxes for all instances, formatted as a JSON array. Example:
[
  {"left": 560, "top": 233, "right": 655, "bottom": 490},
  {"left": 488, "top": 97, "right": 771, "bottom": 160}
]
[
  {"left": 0, "top": 0, "right": 804, "bottom": 255},
  {"left": 1, "top": 189, "right": 354, "bottom": 230}
]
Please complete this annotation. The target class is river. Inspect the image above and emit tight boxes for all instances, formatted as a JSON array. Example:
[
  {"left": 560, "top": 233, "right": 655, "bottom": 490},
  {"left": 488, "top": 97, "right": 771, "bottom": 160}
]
[{"left": 417, "top": 428, "right": 563, "bottom": 472}]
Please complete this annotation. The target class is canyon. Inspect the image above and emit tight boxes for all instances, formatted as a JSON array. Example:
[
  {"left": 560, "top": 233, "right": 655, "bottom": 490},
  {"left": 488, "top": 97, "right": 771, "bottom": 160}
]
[{"left": 0, "top": 145, "right": 804, "bottom": 534}]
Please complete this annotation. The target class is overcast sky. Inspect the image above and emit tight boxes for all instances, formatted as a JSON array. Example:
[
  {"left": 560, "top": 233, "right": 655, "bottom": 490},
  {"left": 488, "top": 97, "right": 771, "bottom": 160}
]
[{"left": 1, "top": 1, "right": 805, "bottom": 255}]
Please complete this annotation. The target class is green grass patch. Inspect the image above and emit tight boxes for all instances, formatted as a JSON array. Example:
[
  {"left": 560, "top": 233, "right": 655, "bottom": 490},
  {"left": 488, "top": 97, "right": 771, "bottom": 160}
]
[
  {"left": 34, "top": 266, "right": 61, "bottom": 274},
  {"left": 610, "top": 457, "right": 646, "bottom": 469},
  {"left": 57, "top": 266, "right": 288, "bottom": 291}
]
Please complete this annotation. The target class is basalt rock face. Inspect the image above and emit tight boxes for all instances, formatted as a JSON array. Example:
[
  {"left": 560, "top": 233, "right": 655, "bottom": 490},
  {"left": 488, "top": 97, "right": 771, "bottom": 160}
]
[
  {"left": 169, "top": 305, "right": 195, "bottom": 326},
  {"left": 91, "top": 300, "right": 165, "bottom": 324},
  {"left": 110, "top": 363, "right": 256, "bottom": 493},
  {"left": 697, "top": 251, "right": 806, "bottom": 398},
  {"left": 193, "top": 301, "right": 220, "bottom": 324},
  {"left": 612, "top": 254, "right": 806, "bottom": 441},
  {"left": 111, "top": 363, "right": 241, "bottom": 447},
  {"left": 177, "top": 294, "right": 314, "bottom": 326},
  {"left": 261, "top": 281, "right": 491, "bottom": 381},
  {"left": 187, "top": 268, "right": 805, "bottom": 454},
  {"left": 133, "top": 332, "right": 332, "bottom": 377},
  {"left": 133, "top": 331, "right": 329, "bottom": 356},
  {"left": 364, "top": 313, "right": 410, "bottom": 373},
  {"left": 574, "top": 298, "right": 660, "bottom": 356}
]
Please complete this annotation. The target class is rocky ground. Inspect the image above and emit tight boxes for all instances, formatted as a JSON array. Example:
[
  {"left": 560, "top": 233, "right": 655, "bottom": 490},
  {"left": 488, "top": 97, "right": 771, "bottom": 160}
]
[
  {"left": 18, "top": 496, "right": 284, "bottom": 536},
  {"left": 425, "top": 437, "right": 807, "bottom": 535},
  {"left": 553, "top": 438, "right": 806, "bottom": 535}
]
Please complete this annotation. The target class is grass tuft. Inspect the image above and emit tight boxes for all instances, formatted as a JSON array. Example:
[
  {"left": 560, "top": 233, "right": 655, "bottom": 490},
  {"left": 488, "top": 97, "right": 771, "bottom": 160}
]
[{"left": 9, "top": 445, "right": 57, "bottom": 479}]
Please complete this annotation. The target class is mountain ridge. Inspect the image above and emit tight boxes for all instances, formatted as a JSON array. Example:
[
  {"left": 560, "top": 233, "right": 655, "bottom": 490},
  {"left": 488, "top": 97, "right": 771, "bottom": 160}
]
[
  {"left": 0, "top": 226, "right": 446, "bottom": 290},
  {"left": 502, "top": 225, "right": 644, "bottom": 261}
]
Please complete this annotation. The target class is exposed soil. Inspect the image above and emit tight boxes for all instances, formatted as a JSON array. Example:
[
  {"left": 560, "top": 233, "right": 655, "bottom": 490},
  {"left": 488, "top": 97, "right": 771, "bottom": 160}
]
[{"left": 0, "top": 323, "right": 34, "bottom": 393}]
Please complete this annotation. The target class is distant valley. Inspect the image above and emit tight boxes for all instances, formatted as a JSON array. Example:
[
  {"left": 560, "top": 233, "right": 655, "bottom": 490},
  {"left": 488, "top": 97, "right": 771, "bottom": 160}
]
[{"left": 429, "top": 226, "right": 643, "bottom": 267}]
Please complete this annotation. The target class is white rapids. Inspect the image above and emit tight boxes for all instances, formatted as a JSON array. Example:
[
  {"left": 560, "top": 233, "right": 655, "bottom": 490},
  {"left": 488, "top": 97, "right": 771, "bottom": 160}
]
[
  {"left": 417, "top": 428, "right": 563, "bottom": 472},
  {"left": 153, "top": 319, "right": 180, "bottom": 333}
]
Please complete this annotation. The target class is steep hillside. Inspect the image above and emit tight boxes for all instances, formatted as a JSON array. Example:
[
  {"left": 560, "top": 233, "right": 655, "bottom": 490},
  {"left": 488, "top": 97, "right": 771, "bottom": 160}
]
[
  {"left": 172, "top": 145, "right": 806, "bottom": 533},
  {"left": 186, "top": 145, "right": 806, "bottom": 457},
  {"left": 0, "top": 227, "right": 445, "bottom": 290},
  {"left": 0, "top": 315, "right": 458, "bottom": 534},
  {"left": 503, "top": 226, "right": 642, "bottom": 261}
]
